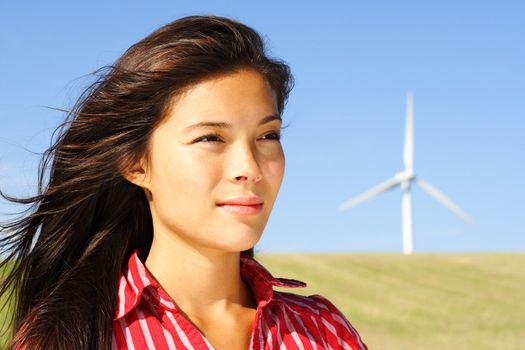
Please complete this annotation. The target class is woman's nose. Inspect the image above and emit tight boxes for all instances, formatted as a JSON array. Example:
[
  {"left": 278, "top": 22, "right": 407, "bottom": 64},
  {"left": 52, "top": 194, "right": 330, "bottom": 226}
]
[{"left": 231, "top": 143, "right": 263, "bottom": 183}]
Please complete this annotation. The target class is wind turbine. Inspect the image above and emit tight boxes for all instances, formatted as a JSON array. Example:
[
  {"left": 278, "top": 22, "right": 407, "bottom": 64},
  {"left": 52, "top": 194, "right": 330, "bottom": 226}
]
[{"left": 338, "top": 92, "right": 473, "bottom": 254}]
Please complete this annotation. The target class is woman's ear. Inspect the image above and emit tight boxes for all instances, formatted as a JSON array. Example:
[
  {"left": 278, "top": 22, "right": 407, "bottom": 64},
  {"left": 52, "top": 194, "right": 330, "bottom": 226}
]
[{"left": 119, "top": 154, "right": 152, "bottom": 191}]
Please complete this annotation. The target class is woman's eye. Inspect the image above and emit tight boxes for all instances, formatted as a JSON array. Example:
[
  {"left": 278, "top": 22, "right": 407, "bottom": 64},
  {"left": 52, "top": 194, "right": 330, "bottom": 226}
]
[
  {"left": 194, "top": 133, "right": 222, "bottom": 143},
  {"left": 262, "top": 131, "right": 281, "bottom": 141},
  {"left": 193, "top": 131, "right": 281, "bottom": 144}
]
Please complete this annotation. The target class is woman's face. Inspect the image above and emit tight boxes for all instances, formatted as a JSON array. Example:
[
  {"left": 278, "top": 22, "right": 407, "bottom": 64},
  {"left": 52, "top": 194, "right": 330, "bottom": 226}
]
[{"left": 129, "top": 68, "right": 285, "bottom": 254}]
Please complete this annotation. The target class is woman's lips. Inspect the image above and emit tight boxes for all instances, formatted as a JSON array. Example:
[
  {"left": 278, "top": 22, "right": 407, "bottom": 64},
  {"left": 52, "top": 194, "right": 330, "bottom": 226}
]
[
  {"left": 216, "top": 196, "right": 264, "bottom": 215},
  {"left": 216, "top": 196, "right": 263, "bottom": 206},
  {"left": 217, "top": 203, "right": 263, "bottom": 215}
]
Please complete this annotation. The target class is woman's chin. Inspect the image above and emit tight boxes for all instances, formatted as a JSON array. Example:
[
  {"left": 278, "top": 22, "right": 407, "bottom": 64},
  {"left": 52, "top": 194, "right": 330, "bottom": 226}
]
[{"left": 214, "top": 230, "right": 262, "bottom": 253}]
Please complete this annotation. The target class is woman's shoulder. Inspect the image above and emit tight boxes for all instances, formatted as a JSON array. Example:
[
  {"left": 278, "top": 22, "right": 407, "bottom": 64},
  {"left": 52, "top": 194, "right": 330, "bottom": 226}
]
[
  {"left": 272, "top": 290, "right": 333, "bottom": 313},
  {"left": 272, "top": 290, "right": 347, "bottom": 317},
  {"left": 271, "top": 291, "right": 368, "bottom": 349}
]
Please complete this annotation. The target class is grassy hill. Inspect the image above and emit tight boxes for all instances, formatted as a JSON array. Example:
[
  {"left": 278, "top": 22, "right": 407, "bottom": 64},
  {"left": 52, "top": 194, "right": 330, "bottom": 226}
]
[
  {"left": 0, "top": 259, "right": 14, "bottom": 349},
  {"left": 1, "top": 253, "right": 524, "bottom": 349},
  {"left": 257, "top": 253, "right": 525, "bottom": 350}
]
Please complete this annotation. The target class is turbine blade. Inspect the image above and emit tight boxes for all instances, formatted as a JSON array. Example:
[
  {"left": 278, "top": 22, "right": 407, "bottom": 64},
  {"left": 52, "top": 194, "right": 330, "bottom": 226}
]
[
  {"left": 339, "top": 177, "right": 401, "bottom": 211},
  {"left": 415, "top": 178, "right": 474, "bottom": 223},
  {"left": 403, "top": 92, "right": 414, "bottom": 171}
]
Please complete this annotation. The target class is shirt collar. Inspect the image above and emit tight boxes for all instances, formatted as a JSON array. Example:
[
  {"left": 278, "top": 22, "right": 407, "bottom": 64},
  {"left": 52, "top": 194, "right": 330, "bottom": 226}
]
[
  {"left": 239, "top": 251, "right": 306, "bottom": 308},
  {"left": 114, "top": 249, "right": 306, "bottom": 321}
]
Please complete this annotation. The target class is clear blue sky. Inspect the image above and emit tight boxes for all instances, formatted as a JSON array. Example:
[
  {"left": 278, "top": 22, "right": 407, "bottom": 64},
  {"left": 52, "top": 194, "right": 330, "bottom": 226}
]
[{"left": 1, "top": 1, "right": 523, "bottom": 252}]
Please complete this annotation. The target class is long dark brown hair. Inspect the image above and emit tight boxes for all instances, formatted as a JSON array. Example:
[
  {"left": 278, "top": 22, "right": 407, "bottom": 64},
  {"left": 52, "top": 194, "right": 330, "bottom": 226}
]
[{"left": 0, "top": 15, "right": 293, "bottom": 349}]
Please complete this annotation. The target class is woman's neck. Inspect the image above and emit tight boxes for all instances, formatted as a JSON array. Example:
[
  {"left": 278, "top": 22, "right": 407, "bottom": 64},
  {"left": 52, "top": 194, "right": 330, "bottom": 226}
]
[{"left": 144, "top": 231, "right": 256, "bottom": 319}]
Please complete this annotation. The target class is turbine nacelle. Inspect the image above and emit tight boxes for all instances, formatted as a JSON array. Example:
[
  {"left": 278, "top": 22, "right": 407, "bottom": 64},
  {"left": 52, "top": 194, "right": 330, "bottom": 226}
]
[{"left": 394, "top": 171, "right": 415, "bottom": 182}]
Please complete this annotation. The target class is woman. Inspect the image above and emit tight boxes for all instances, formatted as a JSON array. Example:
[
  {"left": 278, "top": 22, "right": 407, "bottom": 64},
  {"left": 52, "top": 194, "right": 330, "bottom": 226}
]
[{"left": 0, "top": 15, "right": 368, "bottom": 349}]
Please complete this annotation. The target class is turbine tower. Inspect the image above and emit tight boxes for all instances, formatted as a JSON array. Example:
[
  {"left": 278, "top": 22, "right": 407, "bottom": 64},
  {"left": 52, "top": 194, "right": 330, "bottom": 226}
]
[{"left": 338, "top": 92, "right": 473, "bottom": 254}]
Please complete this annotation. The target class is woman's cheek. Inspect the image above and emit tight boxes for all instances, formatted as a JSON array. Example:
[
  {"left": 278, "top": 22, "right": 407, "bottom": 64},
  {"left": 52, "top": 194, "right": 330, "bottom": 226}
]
[{"left": 267, "top": 152, "right": 285, "bottom": 181}]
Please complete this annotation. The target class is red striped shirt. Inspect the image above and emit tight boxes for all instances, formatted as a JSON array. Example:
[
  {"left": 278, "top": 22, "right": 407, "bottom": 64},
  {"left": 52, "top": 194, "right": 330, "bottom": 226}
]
[{"left": 112, "top": 250, "right": 368, "bottom": 349}]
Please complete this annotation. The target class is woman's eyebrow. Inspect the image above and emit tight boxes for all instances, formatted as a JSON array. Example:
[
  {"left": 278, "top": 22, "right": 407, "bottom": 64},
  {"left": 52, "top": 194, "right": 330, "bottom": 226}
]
[{"left": 183, "top": 114, "right": 281, "bottom": 133}]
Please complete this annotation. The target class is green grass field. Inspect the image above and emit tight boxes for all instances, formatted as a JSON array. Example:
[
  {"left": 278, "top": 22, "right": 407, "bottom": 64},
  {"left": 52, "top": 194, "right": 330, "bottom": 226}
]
[
  {"left": 258, "top": 253, "right": 525, "bottom": 350},
  {"left": 0, "top": 259, "right": 15, "bottom": 349},
  {"left": 1, "top": 253, "right": 524, "bottom": 349}
]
